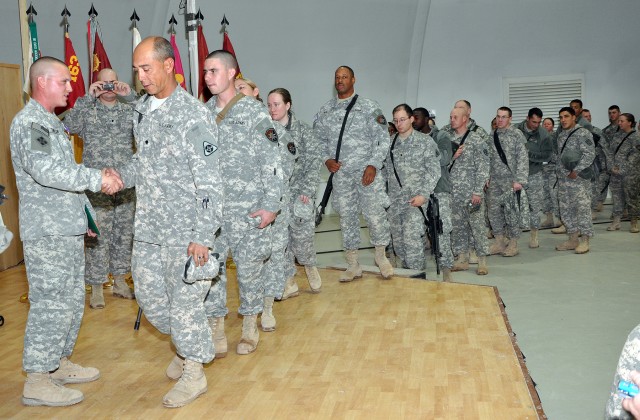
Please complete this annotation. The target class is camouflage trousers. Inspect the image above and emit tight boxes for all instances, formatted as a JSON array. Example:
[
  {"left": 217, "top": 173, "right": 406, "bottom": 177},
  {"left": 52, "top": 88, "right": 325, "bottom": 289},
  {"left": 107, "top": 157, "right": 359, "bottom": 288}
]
[
  {"left": 610, "top": 174, "right": 627, "bottom": 217},
  {"left": 84, "top": 199, "right": 135, "bottom": 285},
  {"left": 388, "top": 191, "right": 427, "bottom": 270},
  {"left": 592, "top": 171, "right": 610, "bottom": 209},
  {"left": 542, "top": 163, "right": 559, "bottom": 217},
  {"left": 624, "top": 175, "right": 640, "bottom": 218},
  {"left": 287, "top": 199, "right": 318, "bottom": 275},
  {"left": 332, "top": 170, "right": 390, "bottom": 250},
  {"left": 451, "top": 192, "right": 489, "bottom": 257},
  {"left": 526, "top": 172, "right": 544, "bottom": 229},
  {"left": 557, "top": 175, "right": 594, "bottom": 237},
  {"left": 604, "top": 323, "right": 640, "bottom": 420},
  {"left": 205, "top": 217, "right": 272, "bottom": 317},
  {"left": 434, "top": 192, "right": 453, "bottom": 270},
  {"left": 487, "top": 180, "right": 522, "bottom": 239},
  {"left": 263, "top": 204, "right": 293, "bottom": 299},
  {"left": 23, "top": 235, "right": 85, "bottom": 373},
  {"left": 132, "top": 240, "right": 214, "bottom": 363}
]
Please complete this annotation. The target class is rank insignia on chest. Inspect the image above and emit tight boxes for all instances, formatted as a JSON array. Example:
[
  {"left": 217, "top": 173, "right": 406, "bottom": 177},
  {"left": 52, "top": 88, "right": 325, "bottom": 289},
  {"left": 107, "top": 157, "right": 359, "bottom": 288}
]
[
  {"left": 203, "top": 141, "right": 218, "bottom": 156},
  {"left": 265, "top": 128, "right": 279, "bottom": 143},
  {"left": 287, "top": 142, "right": 297, "bottom": 155}
]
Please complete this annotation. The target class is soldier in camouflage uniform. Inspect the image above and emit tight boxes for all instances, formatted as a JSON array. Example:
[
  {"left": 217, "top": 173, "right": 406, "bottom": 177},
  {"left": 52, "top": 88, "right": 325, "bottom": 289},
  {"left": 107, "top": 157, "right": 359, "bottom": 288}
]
[
  {"left": 448, "top": 108, "right": 490, "bottom": 275},
  {"left": 514, "top": 108, "right": 552, "bottom": 248},
  {"left": 440, "top": 100, "right": 490, "bottom": 140},
  {"left": 607, "top": 114, "right": 638, "bottom": 231},
  {"left": 63, "top": 68, "right": 136, "bottom": 308},
  {"left": 268, "top": 88, "right": 323, "bottom": 301},
  {"left": 624, "top": 126, "right": 640, "bottom": 233},
  {"left": 487, "top": 107, "right": 529, "bottom": 257},
  {"left": 582, "top": 109, "right": 609, "bottom": 216},
  {"left": 119, "top": 37, "right": 223, "bottom": 408},
  {"left": 554, "top": 107, "right": 595, "bottom": 254},
  {"left": 541, "top": 118, "right": 560, "bottom": 228},
  {"left": 202, "top": 51, "right": 283, "bottom": 356},
  {"left": 605, "top": 324, "right": 640, "bottom": 419},
  {"left": 414, "top": 107, "right": 455, "bottom": 281},
  {"left": 383, "top": 104, "right": 440, "bottom": 272},
  {"left": 597, "top": 106, "right": 622, "bottom": 214},
  {"left": 10, "top": 57, "right": 121, "bottom": 406},
  {"left": 314, "top": 66, "right": 393, "bottom": 281}
]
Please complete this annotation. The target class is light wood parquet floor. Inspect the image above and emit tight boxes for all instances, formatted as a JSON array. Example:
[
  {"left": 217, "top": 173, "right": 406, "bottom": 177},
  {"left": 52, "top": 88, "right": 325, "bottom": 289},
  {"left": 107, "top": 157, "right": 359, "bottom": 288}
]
[{"left": 0, "top": 264, "right": 543, "bottom": 419}]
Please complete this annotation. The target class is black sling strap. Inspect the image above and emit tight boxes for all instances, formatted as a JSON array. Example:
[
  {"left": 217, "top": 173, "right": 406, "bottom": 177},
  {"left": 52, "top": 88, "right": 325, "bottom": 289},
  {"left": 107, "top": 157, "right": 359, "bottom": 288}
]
[
  {"left": 613, "top": 130, "right": 635, "bottom": 157},
  {"left": 559, "top": 128, "right": 580, "bottom": 155},
  {"left": 389, "top": 132, "right": 430, "bottom": 224},
  {"left": 493, "top": 130, "right": 509, "bottom": 169},
  {"left": 333, "top": 94, "right": 359, "bottom": 162},
  {"left": 447, "top": 129, "right": 471, "bottom": 173}
]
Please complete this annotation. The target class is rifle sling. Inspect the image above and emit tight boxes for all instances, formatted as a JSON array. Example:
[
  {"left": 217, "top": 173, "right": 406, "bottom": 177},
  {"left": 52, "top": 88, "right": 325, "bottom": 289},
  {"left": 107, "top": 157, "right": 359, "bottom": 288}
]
[
  {"left": 389, "top": 133, "right": 430, "bottom": 225},
  {"left": 448, "top": 129, "right": 471, "bottom": 173},
  {"left": 215, "top": 93, "right": 245, "bottom": 125}
]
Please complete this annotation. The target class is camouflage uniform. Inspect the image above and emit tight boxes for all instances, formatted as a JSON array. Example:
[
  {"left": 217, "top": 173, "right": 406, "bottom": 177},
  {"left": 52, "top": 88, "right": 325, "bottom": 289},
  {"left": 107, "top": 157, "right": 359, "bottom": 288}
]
[
  {"left": 383, "top": 130, "right": 440, "bottom": 270},
  {"left": 556, "top": 125, "right": 596, "bottom": 237},
  {"left": 590, "top": 126, "right": 609, "bottom": 209},
  {"left": 605, "top": 323, "right": 640, "bottom": 419},
  {"left": 623, "top": 134, "right": 640, "bottom": 219},
  {"left": 449, "top": 129, "right": 490, "bottom": 256},
  {"left": 284, "top": 112, "right": 323, "bottom": 277},
  {"left": 119, "top": 87, "right": 222, "bottom": 363},
  {"left": 10, "top": 99, "right": 103, "bottom": 372},
  {"left": 63, "top": 93, "right": 136, "bottom": 285},
  {"left": 542, "top": 130, "right": 559, "bottom": 219},
  {"left": 431, "top": 130, "right": 455, "bottom": 270},
  {"left": 609, "top": 130, "right": 638, "bottom": 217},
  {"left": 441, "top": 118, "right": 490, "bottom": 140},
  {"left": 599, "top": 124, "right": 620, "bottom": 206},
  {"left": 514, "top": 121, "right": 552, "bottom": 229},
  {"left": 314, "top": 94, "right": 391, "bottom": 250},
  {"left": 204, "top": 96, "right": 282, "bottom": 317},
  {"left": 487, "top": 127, "right": 529, "bottom": 238}
]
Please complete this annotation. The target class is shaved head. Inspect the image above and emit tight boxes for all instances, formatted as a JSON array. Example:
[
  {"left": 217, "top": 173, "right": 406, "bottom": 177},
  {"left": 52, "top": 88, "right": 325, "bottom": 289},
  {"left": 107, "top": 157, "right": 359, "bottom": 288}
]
[
  {"left": 97, "top": 68, "right": 117, "bottom": 81},
  {"left": 454, "top": 99, "right": 471, "bottom": 117},
  {"left": 29, "top": 56, "right": 66, "bottom": 92}
]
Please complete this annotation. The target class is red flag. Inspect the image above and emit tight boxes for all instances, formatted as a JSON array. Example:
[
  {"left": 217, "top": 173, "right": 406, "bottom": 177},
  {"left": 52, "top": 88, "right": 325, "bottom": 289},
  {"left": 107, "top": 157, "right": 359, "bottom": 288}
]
[
  {"left": 222, "top": 32, "right": 242, "bottom": 79},
  {"left": 197, "top": 25, "right": 211, "bottom": 101},
  {"left": 170, "top": 33, "right": 187, "bottom": 90},
  {"left": 57, "top": 32, "right": 86, "bottom": 114},
  {"left": 91, "top": 32, "right": 112, "bottom": 84}
]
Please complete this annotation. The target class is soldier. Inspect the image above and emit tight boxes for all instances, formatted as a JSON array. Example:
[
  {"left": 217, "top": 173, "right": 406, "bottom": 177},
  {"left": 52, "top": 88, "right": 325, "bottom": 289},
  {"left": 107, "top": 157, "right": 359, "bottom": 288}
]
[
  {"left": 268, "top": 88, "right": 323, "bottom": 299},
  {"left": 605, "top": 324, "right": 640, "bottom": 419},
  {"left": 314, "top": 66, "right": 393, "bottom": 281},
  {"left": 541, "top": 117, "right": 560, "bottom": 228},
  {"left": 383, "top": 104, "right": 440, "bottom": 272},
  {"left": 119, "top": 37, "right": 223, "bottom": 408},
  {"left": 63, "top": 68, "right": 136, "bottom": 308},
  {"left": 487, "top": 107, "right": 529, "bottom": 257},
  {"left": 608, "top": 113, "right": 639, "bottom": 231},
  {"left": 441, "top": 100, "right": 490, "bottom": 140},
  {"left": 582, "top": 109, "right": 609, "bottom": 218},
  {"left": 622, "top": 115, "right": 640, "bottom": 234},
  {"left": 514, "top": 108, "right": 552, "bottom": 248},
  {"left": 554, "top": 107, "right": 595, "bottom": 254},
  {"left": 448, "top": 108, "right": 490, "bottom": 275},
  {"left": 10, "top": 56, "right": 122, "bottom": 406},
  {"left": 598, "top": 105, "right": 622, "bottom": 213},
  {"left": 202, "top": 51, "right": 283, "bottom": 354}
]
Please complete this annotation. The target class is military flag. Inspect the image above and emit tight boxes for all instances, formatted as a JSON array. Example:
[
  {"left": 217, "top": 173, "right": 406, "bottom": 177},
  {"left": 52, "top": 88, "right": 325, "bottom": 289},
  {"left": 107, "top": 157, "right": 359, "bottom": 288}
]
[
  {"left": 197, "top": 18, "right": 210, "bottom": 101},
  {"left": 169, "top": 15, "right": 187, "bottom": 90},
  {"left": 222, "top": 31, "right": 242, "bottom": 79}
]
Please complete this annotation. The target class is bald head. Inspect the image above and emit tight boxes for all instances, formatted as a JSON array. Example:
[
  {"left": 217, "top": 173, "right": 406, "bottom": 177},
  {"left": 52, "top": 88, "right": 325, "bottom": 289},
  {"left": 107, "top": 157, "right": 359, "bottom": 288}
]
[
  {"left": 454, "top": 99, "right": 471, "bottom": 117},
  {"left": 97, "top": 68, "right": 117, "bottom": 82},
  {"left": 133, "top": 36, "right": 176, "bottom": 98}
]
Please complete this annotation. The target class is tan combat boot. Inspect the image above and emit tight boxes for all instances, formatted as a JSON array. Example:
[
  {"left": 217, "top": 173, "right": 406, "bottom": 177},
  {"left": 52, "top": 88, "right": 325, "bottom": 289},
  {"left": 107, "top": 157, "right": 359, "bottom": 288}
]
[
  {"left": 50, "top": 357, "right": 100, "bottom": 384},
  {"left": 163, "top": 359, "right": 207, "bottom": 408},
  {"left": 502, "top": 239, "right": 519, "bottom": 257},
  {"left": 551, "top": 223, "right": 566, "bottom": 234},
  {"left": 607, "top": 216, "right": 621, "bottom": 231},
  {"left": 237, "top": 314, "right": 259, "bottom": 355},
  {"left": 540, "top": 212, "right": 555, "bottom": 228},
  {"left": 166, "top": 354, "right": 184, "bottom": 380},
  {"left": 209, "top": 317, "right": 228, "bottom": 358},
  {"left": 555, "top": 232, "right": 579, "bottom": 251},
  {"left": 451, "top": 252, "right": 469, "bottom": 272},
  {"left": 261, "top": 296, "right": 276, "bottom": 332},
  {"left": 304, "top": 265, "right": 322, "bottom": 293},
  {"left": 374, "top": 246, "right": 394, "bottom": 279},
  {"left": 630, "top": 218, "right": 639, "bottom": 233},
  {"left": 575, "top": 236, "right": 590, "bottom": 254},
  {"left": 112, "top": 274, "right": 135, "bottom": 299},
  {"left": 468, "top": 249, "right": 478, "bottom": 264},
  {"left": 529, "top": 229, "right": 539, "bottom": 248},
  {"left": 23, "top": 372, "right": 84, "bottom": 407},
  {"left": 89, "top": 285, "right": 105, "bottom": 309},
  {"left": 280, "top": 276, "right": 299, "bottom": 300},
  {"left": 340, "top": 250, "right": 362, "bottom": 282},
  {"left": 476, "top": 256, "right": 488, "bottom": 275},
  {"left": 442, "top": 268, "right": 453, "bottom": 282},
  {"left": 595, "top": 201, "right": 604, "bottom": 212},
  {"left": 488, "top": 235, "right": 507, "bottom": 255}
]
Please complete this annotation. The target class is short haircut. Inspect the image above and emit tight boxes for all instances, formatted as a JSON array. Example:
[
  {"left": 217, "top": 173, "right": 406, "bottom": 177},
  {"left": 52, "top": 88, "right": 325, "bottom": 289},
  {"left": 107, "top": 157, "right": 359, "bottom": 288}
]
[
  {"left": 413, "top": 107, "right": 429, "bottom": 117},
  {"left": 559, "top": 106, "right": 575, "bottom": 116},
  {"left": 152, "top": 37, "right": 175, "bottom": 61},
  {"left": 336, "top": 65, "right": 355, "bottom": 78},
  {"left": 582, "top": 108, "right": 591, "bottom": 114},
  {"left": 543, "top": 117, "right": 555, "bottom": 127},
  {"left": 528, "top": 107, "right": 543, "bottom": 119},
  {"left": 393, "top": 103, "right": 413, "bottom": 116},
  {"left": 497, "top": 106, "right": 512, "bottom": 117},
  {"left": 609, "top": 105, "right": 620, "bottom": 111},
  {"left": 268, "top": 87, "right": 292, "bottom": 106},
  {"left": 570, "top": 99, "right": 583, "bottom": 107},
  {"left": 206, "top": 50, "right": 238, "bottom": 71},
  {"left": 29, "top": 56, "right": 66, "bottom": 88},
  {"left": 621, "top": 113, "right": 636, "bottom": 126}
]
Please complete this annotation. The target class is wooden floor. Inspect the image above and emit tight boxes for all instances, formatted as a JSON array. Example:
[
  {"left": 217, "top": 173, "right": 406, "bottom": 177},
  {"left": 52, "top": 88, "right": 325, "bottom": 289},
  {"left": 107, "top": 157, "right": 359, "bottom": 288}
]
[{"left": 0, "top": 264, "right": 544, "bottom": 419}]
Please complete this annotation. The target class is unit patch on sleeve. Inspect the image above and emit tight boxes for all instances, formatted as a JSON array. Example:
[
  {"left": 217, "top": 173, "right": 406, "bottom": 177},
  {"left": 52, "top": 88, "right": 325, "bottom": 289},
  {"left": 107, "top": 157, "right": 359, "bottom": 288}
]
[
  {"left": 30, "top": 123, "right": 51, "bottom": 154},
  {"left": 255, "top": 117, "right": 279, "bottom": 143}
]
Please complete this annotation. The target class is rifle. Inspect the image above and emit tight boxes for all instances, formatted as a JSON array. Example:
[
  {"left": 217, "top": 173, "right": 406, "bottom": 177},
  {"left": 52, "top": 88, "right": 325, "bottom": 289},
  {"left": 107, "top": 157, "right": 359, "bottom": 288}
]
[
  {"left": 424, "top": 194, "right": 443, "bottom": 275},
  {"left": 315, "top": 173, "right": 334, "bottom": 227}
]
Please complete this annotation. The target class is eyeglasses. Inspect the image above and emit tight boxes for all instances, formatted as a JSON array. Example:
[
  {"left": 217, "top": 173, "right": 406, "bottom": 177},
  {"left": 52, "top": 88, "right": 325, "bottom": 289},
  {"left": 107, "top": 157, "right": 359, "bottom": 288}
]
[{"left": 392, "top": 117, "right": 411, "bottom": 124}]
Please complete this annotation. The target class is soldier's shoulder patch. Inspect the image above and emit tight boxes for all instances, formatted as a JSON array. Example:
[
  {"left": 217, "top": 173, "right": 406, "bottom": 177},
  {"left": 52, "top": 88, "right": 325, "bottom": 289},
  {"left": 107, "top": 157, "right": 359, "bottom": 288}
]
[
  {"left": 255, "top": 117, "right": 279, "bottom": 143},
  {"left": 30, "top": 122, "right": 51, "bottom": 154},
  {"left": 187, "top": 122, "right": 218, "bottom": 158},
  {"left": 372, "top": 108, "right": 387, "bottom": 126},
  {"left": 287, "top": 142, "right": 297, "bottom": 155}
]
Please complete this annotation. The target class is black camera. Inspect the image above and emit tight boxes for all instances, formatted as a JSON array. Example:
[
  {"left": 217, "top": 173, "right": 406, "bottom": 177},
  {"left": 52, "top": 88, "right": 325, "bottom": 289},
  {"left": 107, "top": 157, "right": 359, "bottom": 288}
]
[{"left": 102, "top": 82, "right": 115, "bottom": 91}]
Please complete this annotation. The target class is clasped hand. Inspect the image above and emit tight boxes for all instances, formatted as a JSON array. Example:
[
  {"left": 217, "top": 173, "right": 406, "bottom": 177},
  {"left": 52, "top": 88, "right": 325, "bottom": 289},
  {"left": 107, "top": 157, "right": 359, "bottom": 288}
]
[{"left": 101, "top": 168, "right": 124, "bottom": 195}]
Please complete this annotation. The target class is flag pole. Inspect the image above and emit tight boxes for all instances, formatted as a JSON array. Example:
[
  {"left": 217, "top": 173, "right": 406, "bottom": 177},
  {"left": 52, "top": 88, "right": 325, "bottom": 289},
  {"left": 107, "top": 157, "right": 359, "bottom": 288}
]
[
  {"left": 186, "top": 0, "right": 198, "bottom": 97},
  {"left": 18, "top": 0, "right": 30, "bottom": 96}
]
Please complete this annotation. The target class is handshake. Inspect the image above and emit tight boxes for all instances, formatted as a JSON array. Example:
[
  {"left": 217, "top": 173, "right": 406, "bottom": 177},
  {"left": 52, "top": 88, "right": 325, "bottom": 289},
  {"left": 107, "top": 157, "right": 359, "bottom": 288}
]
[{"left": 101, "top": 168, "right": 124, "bottom": 195}]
